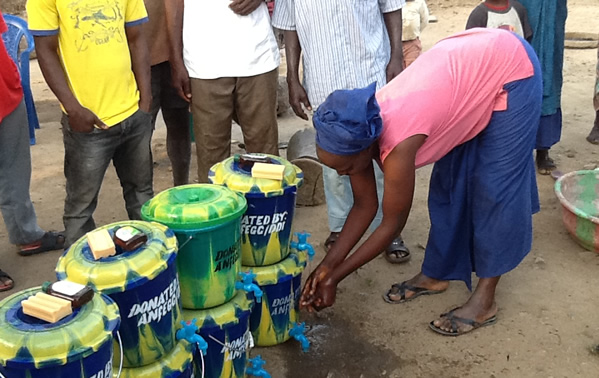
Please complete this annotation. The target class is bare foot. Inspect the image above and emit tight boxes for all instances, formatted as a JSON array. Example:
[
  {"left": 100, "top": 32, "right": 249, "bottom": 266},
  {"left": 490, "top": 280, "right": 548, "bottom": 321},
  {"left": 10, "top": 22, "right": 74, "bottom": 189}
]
[
  {"left": 386, "top": 272, "right": 449, "bottom": 302},
  {"left": 587, "top": 122, "right": 599, "bottom": 145}
]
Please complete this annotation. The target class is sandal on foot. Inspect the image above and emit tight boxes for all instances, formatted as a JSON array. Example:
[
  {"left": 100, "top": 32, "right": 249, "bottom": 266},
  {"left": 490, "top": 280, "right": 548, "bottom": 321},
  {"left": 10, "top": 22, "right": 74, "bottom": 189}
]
[
  {"left": 382, "top": 281, "right": 446, "bottom": 304},
  {"left": 323, "top": 232, "right": 340, "bottom": 253},
  {"left": 537, "top": 157, "right": 556, "bottom": 175},
  {"left": 18, "top": 231, "right": 66, "bottom": 256},
  {"left": 0, "top": 269, "right": 14, "bottom": 292},
  {"left": 428, "top": 308, "right": 497, "bottom": 336},
  {"left": 383, "top": 237, "right": 411, "bottom": 264}
]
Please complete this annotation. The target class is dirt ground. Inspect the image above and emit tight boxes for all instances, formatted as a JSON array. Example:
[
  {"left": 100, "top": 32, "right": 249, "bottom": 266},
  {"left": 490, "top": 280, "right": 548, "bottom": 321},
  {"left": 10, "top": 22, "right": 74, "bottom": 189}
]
[{"left": 2, "top": 1, "right": 599, "bottom": 377}]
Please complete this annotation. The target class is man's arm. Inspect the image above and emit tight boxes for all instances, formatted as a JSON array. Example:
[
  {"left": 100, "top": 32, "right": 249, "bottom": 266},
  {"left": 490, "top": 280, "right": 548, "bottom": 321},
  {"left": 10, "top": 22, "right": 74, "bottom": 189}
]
[
  {"left": 165, "top": 0, "right": 191, "bottom": 101},
  {"left": 383, "top": 9, "right": 404, "bottom": 82},
  {"left": 126, "top": 24, "right": 152, "bottom": 112},
  {"left": 284, "top": 30, "right": 312, "bottom": 120},
  {"left": 34, "top": 35, "right": 106, "bottom": 132}
]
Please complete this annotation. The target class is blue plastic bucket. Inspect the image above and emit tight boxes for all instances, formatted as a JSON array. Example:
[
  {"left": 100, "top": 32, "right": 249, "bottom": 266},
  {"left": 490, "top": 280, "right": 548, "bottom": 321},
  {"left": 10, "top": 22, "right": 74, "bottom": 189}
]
[
  {"left": 182, "top": 291, "right": 254, "bottom": 378},
  {"left": 115, "top": 340, "right": 195, "bottom": 378},
  {"left": 0, "top": 287, "right": 120, "bottom": 378},
  {"left": 209, "top": 154, "right": 304, "bottom": 266},
  {"left": 56, "top": 221, "right": 182, "bottom": 368},
  {"left": 245, "top": 251, "right": 307, "bottom": 346}
]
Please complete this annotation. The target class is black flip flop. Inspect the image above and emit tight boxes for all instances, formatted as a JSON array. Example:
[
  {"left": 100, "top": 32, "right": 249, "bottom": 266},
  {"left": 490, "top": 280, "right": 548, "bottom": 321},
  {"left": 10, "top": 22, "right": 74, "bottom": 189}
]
[
  {"left": 428, "top": 308, "right": 498, "bottom": 336},
  {"left": 383, "top": 237, "right": 411, "bottom": 264},
  {"left": 323, "top": 232, "right": 340, "bottom": 254},
  {"left": 18, "top": 231, "right": 66, "bottom": 256},
  {"left": 0, "top": 269, "right": 14, "bottom": 292},
  {"left": 382, "top": 281, "right": 446, "bottom": 304}
]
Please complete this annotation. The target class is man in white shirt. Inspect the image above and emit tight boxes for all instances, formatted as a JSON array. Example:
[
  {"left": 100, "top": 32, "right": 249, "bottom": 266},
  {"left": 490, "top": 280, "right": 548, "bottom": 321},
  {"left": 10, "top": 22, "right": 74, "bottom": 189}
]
[{"left": 166, "top": 0, "right": 280, "bottom": 182}]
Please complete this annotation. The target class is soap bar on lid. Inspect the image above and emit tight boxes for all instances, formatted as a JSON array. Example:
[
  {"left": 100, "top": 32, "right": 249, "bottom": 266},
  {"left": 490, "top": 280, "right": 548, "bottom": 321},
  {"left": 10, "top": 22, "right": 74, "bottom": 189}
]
[
  {"left": 21, "top": 292, "right": 73, "bottom": 323},
  {"left": 87, "top": 229, "right": 116, "bottom": 260},
  {"left": 251, "top": 162, "right": 285, "bottom": 180}
]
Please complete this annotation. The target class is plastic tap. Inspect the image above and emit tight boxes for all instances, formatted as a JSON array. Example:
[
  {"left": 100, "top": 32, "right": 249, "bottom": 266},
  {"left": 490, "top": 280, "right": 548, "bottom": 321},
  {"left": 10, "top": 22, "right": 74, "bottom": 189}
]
[
  {"left": 290, "top": 232, "right": 315, "bottom": 261},
  {"left": 235, "top": 271, "right": 263, "bottom": 303},
  {"left": 289, "top": 322, "right": 311, "bottom": 352},
  {"left": 176, "top": 319, "right": 208, "bottom": 355},
  {"left": 247, "top": 355, "right": 271, "bottom": 378}
]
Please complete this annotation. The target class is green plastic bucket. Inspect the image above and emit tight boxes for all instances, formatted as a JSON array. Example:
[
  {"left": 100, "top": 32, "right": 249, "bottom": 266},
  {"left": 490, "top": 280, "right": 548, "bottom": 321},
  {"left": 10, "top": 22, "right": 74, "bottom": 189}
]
[
  {"left": 0, "top": 287, "right": 120, "bottom": 378},
  {"left": 209, "top": 154, "right": 304, "bottom": 266},
  {"left": 56, "top": 221, "right": 181, "bottom": 368},
  {"left": 142, "top": 184, "right": 248, "bottom": 310}
]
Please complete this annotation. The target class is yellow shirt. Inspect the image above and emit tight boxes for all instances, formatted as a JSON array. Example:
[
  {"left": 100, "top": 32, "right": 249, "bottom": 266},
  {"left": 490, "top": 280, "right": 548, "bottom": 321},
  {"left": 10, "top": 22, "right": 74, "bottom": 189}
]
[{"left": 27, "top": 0, "right": 148, "bottom": 126}]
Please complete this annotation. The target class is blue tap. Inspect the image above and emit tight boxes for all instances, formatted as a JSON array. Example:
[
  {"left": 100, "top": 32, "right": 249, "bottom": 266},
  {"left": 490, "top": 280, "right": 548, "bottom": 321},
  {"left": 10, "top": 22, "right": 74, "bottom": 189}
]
[
  {"left": 289, "top": 322, "right": 311, "bottom": 352},
  {"left": 290, "top": 232, "right": 315, "bottom": 261},
  {"left": 235, "top": 271, "right": 263, "bottom": 303},
  {"left": 247, "top": 355, "right": 271, "bottom": 378},
  {"left": 176, "top": 319, "right": 208, "bottom": 355}
]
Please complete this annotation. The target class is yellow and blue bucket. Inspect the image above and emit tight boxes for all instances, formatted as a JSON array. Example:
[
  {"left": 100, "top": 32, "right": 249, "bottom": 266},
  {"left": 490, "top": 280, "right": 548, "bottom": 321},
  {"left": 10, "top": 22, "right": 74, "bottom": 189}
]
[
  {"left": 56, "top": 221, "right": 182, "bottom": 368},
  {"left": 245, "top": 250, "right": 307, "bottom": 346},
  {"left": 209, "top": 154, "right": 304, "bottom": 266},
  {"left": 142, "top": 184, "right": 247, "bottom": 310},
  {"left": 114, "top": 340, "right": 195, "bottom": 378},
  {"left": 182, "top": 291, "right": 254, "bottom": 378},
  {"left": 0, "top": 287, "right": 120, "bottom": 378}
]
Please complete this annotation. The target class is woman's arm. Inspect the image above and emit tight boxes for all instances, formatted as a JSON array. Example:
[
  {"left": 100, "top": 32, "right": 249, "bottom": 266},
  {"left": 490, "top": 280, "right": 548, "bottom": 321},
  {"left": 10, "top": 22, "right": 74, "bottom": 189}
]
[{"left": 306, "top": 135, "right": 426, "bottom": 311}]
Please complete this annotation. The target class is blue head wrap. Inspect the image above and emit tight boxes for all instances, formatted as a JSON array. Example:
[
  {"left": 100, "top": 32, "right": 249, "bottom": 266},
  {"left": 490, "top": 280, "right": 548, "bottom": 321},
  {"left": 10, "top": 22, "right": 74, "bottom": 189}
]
[{"left": 313, "top": 82, "right": 383, "bottom": 156}]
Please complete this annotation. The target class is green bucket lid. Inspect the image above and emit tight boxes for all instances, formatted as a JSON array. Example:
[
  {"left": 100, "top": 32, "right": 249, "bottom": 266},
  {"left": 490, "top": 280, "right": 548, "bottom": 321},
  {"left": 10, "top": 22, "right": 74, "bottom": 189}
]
[
  {"left": 115, "top": 340, "right": 194, "bottom": 378},
  {"left": 141, "top": 184, "right": 248, "bottom": 230},
  {"left": 56, "top": 221, "right": 178, "bottom": 294},
  {"left": 209, "top": 154, "right": 304, "bottom": 197},
  {"left": 243, "top": 250, "right": 308, "bottom": 286},
  {"left": 0, "top": 287, "right": 120, "bottom": 369},
  {"left": 182, "top": 291, "right": 254, "bottom": 329}
]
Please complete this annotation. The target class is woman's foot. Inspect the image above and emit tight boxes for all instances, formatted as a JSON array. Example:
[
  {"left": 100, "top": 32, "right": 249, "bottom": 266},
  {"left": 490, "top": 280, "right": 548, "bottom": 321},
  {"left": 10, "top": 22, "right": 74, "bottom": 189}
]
[
  {"left": 430, "top": 276, "right": 499, "bottom": 336},
  {"left": 0, "top": 269, "right": 14, "bottom": 292},
  {"left": 385, "top": 272, "right": 449, "bottom": 302},
  {"left": 587, "top": 120, "right": 599, "bottom": 144},
  {"left": 536, "top": 149, "right": 556, "bottom": 175}
]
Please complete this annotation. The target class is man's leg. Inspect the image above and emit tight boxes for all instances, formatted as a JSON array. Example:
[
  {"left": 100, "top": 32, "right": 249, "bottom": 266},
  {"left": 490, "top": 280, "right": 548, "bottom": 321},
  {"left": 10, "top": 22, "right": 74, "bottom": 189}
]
[
  {"left": 62, "top": 114, "right": 117, "bottom": 246},
  {"left": 234, "top": 68, "right": 279, "bottom": 156},
  {"left": 112, "top": 110, "right": 154, "bottom": 220},
  {"left": 587, "top": 48, "right": 599, "bottom": 144},
  {"left": 190, "top": 77, "right": 236, "bottom": 182},
  {"left": 0, "top": 101, "right": 45, "bottom": 245},
  {"left": 160, "top": 62, "right": 191, "bottom": 186}
]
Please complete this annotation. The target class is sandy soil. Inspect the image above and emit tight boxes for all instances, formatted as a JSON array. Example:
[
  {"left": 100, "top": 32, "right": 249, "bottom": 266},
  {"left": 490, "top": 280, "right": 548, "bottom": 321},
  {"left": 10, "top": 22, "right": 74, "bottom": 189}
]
[{"left": 2, "top": 1, "right": 599, "bottom": 377}]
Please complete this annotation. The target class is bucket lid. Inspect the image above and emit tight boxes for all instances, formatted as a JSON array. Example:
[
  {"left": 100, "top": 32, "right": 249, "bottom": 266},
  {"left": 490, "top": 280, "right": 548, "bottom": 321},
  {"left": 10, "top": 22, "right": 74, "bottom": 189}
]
[
  {"left": 116, "top": 340, "right": 194, "bottom": 378},
  {"left": 209, "top": 154, "right": 304, "bottom": 197},
  {"left": 182, "top": 291, "right": 254, "bottom": 329},
  {"left": 244, "top": 250, "right": 308, "bottom": 286},
  {"left": 0, "top": 287, "right": 120, "bottom": 369},
  {"left": 55, "top": 221, "right": 178, "bottom": 294},
  {"left": 141, "top": 184, "right": 248, "bottom": 230}
]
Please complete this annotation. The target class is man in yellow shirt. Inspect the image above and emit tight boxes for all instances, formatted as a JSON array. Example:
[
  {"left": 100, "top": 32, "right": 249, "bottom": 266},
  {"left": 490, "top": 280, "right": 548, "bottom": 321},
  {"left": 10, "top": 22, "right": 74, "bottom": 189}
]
[{"left": 27, "top": 0, "right": 153, "bottom": 246}]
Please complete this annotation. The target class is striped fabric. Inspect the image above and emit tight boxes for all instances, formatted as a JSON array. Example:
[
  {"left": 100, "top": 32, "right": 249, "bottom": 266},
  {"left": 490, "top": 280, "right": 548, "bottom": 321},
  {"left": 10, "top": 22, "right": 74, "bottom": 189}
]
[{"left": 272, "top": 0, "right": 405, "bottom": 108}]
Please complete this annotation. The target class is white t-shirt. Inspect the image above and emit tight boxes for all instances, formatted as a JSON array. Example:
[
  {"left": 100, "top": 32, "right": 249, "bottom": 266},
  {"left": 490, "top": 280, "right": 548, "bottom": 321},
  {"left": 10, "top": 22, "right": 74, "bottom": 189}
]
[{"left": 183, "top": 1, "right": 280, "bottom": 79}]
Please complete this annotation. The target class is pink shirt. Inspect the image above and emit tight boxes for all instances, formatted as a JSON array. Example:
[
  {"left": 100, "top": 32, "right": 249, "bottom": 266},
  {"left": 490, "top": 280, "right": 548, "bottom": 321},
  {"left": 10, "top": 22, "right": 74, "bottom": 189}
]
[{"left": 377, "top": 28, "right": 534, "bottom": 167}]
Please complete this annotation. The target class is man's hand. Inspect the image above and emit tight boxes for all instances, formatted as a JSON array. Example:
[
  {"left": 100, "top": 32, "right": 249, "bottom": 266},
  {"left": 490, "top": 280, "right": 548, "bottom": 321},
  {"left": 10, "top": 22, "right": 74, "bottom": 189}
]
[
  {"left": 66, "top": 105, "right": 107, "bottom": 133},
  {"left": 229, "top": 0, "right": 263, "bottom": 16},
  {"left": 171, "top": 62, "right": 192, "bottom": 102},
  {"left": 300, "top": 263, "right": 333, "bottom": 312},
  {"left": 386, "top": 55, "right": 403, "bottom": 83},
  {"left": 139, "top": 96, "right": 152, "bottom": 113},
  {"left": 288, "top": 79, "right": 312, "bottom": 120}
]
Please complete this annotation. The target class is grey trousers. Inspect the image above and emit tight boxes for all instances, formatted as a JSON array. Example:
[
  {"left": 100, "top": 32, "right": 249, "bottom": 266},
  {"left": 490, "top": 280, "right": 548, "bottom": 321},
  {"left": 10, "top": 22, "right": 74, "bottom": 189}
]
[{"left": 0, "top": 100, "right": 45, "bottom": 245}]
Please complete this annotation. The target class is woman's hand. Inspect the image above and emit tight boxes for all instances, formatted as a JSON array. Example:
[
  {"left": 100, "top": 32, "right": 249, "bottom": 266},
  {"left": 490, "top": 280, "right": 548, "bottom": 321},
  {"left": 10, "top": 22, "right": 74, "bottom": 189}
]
[{"left": 300, "top": 263, "right": 331, "bottom": 311}]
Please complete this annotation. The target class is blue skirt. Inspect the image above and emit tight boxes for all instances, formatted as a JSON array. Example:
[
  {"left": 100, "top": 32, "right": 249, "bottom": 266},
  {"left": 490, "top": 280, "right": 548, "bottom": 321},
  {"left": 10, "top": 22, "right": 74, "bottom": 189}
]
[{"left": 422, "top": 37, "right": 542, "bottom": 289}]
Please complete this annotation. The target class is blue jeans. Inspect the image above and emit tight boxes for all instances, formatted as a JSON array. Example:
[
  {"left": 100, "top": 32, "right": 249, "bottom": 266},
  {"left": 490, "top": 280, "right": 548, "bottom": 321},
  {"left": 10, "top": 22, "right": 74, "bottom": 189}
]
[
  {"left": 61, "top": 109, "right": 154, "bottom": 246},
  {"left": 323, "top": 162, "right": 384, "bottom": 233},
  {"left": 0, "top": 101, "right": 45, "bottom": 245}
]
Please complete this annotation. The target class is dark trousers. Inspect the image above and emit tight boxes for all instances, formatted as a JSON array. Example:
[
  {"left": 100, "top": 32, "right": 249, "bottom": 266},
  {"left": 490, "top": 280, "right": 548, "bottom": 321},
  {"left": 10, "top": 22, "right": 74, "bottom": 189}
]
[{"left": 61, "top": 109, "right": 154, "bottom": 246}]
